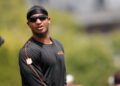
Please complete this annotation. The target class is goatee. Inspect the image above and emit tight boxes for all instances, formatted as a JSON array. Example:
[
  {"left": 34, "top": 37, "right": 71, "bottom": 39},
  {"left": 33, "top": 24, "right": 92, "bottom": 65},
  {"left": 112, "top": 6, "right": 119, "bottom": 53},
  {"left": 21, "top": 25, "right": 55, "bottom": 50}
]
[{"left": 33, "top": 29, "right": 48, "bottom": 38}]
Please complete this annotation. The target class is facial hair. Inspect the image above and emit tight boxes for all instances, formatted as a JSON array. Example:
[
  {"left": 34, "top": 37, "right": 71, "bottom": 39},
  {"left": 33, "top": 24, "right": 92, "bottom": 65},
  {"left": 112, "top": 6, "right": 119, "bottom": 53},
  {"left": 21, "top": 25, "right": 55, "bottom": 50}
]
[{"left": 33, "top": 29, "right": 48, "bottom": 38}]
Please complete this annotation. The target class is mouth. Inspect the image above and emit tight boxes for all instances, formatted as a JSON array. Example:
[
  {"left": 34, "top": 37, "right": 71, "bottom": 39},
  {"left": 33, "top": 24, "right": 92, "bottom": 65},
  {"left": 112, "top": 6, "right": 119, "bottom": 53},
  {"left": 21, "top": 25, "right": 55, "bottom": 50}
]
[{"left": 36, "top": 26, "right": 44, "bottom": 30}]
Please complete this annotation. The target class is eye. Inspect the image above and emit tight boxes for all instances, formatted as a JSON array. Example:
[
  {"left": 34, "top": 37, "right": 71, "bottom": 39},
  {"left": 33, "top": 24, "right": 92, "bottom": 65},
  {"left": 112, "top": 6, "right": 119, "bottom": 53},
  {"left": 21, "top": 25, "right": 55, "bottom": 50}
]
[
  {"left": 39, "top": 16, "right": 47, "bottom": 21},
  {"left": 29, "top": 17, "right": 37, "bottom": 22}
]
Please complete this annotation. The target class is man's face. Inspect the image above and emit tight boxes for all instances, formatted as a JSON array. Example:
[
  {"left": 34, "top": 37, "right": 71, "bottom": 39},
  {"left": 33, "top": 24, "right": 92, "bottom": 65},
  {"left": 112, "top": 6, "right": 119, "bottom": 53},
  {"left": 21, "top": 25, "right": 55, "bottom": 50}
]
[{"left": 27, "top": 14, "right": 50, "bottom": 37}]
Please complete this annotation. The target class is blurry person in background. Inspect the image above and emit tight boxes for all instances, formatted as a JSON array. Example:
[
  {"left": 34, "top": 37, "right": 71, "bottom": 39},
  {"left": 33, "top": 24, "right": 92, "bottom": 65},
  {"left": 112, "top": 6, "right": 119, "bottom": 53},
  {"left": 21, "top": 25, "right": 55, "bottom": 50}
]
[
  {"left": 0, "top": 36, "right": 4, "bottom": 47},
  {"left": 19, "top": 5, "right": 66, "bottom": 86},
  {"left": 114, "top": 71, "right": 120, "bottom": 86}
]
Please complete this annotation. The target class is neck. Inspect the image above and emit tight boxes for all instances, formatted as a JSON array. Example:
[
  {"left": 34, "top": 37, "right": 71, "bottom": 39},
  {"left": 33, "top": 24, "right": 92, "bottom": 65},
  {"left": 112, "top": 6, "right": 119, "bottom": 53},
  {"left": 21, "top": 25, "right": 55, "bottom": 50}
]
[{"left": 33, "top": 32, "right": 52, "bottom": 44}]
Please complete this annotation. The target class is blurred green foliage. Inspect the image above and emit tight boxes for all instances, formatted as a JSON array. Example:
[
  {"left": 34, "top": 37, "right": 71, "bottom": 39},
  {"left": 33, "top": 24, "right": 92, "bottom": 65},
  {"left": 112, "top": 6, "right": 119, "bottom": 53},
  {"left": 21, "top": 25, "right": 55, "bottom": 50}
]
[{"left": 0, "top": 0, "right": 120, "bottom": 86}]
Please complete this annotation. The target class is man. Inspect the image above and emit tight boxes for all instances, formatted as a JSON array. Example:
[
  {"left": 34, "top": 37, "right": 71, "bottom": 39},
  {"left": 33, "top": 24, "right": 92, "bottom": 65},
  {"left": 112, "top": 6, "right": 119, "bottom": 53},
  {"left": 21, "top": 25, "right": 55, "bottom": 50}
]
[
  {"left": 114, "top": 71, "right": 120, "bottom": 86},
  {"left": 19, "top": 5, "right": 66, "bottom": 86},
  {"left": 0, "top": 36, "right": 4, "bottom": 47}
]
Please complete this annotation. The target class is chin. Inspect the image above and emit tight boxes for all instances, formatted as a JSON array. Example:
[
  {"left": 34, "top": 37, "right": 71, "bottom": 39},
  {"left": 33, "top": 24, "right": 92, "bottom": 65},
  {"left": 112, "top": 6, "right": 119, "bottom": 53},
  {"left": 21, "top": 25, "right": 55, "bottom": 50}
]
[{"left": 34, "top": 29, "right": 48, "bottom": 38}]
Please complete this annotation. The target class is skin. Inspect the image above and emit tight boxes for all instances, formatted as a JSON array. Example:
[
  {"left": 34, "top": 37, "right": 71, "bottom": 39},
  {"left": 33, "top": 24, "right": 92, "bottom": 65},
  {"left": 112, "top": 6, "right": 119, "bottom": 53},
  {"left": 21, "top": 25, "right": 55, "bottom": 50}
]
[{"left": 27, "top": 14, "right": 52, "bottom": 44}]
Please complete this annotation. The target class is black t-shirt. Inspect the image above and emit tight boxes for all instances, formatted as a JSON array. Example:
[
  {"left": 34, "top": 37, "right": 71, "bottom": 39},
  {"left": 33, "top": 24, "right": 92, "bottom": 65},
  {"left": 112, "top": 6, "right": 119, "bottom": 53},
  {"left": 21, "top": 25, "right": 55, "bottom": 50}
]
[{"left": 19, "top": 37, "right": 66, "bottom": 86}]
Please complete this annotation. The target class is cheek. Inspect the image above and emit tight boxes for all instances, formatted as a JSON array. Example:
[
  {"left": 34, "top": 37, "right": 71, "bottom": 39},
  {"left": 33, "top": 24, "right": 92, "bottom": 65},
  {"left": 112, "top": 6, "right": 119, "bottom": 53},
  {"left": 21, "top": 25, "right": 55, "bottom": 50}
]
[
  {"left": 28, "top": 24, "right": 35, "bottom": 29},
  {"left": 44, "top": 22, "right": 49, "bottom": 27},
  {"left": 43, "top": 20, "right": 49, "bottom": 26}
]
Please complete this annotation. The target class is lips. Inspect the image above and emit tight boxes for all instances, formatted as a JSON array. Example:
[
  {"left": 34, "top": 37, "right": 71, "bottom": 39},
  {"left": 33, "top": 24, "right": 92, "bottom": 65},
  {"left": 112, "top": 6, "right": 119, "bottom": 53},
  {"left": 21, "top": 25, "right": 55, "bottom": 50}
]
[{"left": 36, "top": 26, "right": 44, "bottom": 30}]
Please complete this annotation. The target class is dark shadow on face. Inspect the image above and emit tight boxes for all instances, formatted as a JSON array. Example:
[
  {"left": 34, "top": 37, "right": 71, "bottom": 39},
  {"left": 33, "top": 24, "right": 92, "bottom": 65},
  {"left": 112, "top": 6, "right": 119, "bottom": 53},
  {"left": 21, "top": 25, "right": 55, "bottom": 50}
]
[{"left": 33, "top": 29, "right": 48, "bottom": 38}]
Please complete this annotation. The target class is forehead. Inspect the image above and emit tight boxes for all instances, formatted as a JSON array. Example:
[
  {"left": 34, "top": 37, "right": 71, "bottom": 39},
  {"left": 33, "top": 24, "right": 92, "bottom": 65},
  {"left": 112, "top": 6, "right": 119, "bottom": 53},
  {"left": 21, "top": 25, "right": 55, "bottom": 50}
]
[{"left": 30, "top": 14, "right": 44, "bottom": 17}]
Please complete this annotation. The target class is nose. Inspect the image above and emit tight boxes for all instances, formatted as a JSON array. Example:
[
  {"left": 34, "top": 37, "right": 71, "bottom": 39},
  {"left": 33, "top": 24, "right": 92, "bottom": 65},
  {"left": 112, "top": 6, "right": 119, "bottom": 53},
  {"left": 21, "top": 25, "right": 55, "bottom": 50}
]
[{"left": 36, "top": 18, "right": 42, "bottom": 24}]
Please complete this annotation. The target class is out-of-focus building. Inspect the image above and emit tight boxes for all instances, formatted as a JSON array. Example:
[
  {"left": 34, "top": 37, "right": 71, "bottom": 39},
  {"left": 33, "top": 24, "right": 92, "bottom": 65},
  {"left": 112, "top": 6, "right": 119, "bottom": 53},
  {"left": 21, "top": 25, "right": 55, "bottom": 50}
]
[{"left": 25, "top": 0, "right": 120, "bottom": 32}]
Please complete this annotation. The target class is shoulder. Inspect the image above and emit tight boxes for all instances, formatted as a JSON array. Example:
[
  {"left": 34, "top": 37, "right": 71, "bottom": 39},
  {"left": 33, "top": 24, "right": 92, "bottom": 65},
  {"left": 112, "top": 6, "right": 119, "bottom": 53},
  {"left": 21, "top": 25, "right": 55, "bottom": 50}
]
[
  {"left": 51, "top": 38, "right": 64, "bottom": 51},
  {"left": 52, "top": 38, "right": 63, "bottom": 46},
  {"left": 20, "top": 39, "right": 42, "bottom": 58},
  {"left": 19, "top": 40, "right": 39, "bottom": 59}
]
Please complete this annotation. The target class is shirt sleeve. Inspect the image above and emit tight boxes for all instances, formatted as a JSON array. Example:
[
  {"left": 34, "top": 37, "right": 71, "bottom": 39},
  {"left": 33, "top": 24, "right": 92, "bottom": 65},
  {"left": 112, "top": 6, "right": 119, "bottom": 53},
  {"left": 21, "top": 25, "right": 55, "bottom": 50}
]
[{"left": 19, "top": 48, "right": 47, "bottom": 86}]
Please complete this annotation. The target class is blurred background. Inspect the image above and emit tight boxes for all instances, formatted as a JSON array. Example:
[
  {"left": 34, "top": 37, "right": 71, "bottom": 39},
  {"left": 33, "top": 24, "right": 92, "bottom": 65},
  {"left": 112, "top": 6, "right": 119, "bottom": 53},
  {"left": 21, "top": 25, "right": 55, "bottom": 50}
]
[{"left": 1, "top": 0, "right": 120, "bottom": 86}]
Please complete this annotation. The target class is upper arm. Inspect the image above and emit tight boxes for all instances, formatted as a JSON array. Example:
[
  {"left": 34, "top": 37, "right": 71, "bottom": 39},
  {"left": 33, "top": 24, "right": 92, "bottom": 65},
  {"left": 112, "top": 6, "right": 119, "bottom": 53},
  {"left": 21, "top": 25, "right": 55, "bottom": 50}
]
[{"left": 19, "top": 48, "right": 46, "bottom": 86}]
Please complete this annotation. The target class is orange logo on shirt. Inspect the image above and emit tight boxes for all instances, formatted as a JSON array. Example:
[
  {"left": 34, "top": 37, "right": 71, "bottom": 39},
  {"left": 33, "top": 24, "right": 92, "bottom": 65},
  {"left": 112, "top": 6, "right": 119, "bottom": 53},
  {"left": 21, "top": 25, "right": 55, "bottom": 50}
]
[{"left": 57, "top": 51, "right": 64, "bottom": 55}]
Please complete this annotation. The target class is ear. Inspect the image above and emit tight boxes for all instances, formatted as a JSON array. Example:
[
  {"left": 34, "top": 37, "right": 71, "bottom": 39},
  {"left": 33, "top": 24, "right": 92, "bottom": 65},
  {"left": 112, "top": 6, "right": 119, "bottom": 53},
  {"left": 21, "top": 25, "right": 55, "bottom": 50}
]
[
  {"left": 27, "top": 21, "right": 31, "bottom": 29},
  {"left": 27, "top": 21, "right": 29, "bottom": 26},
  {"left": 27, "top": 21, "right": 31, "bottom": 27},
  {"left": 48, "top": 17, "right": 50, "bottom": 24}
]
